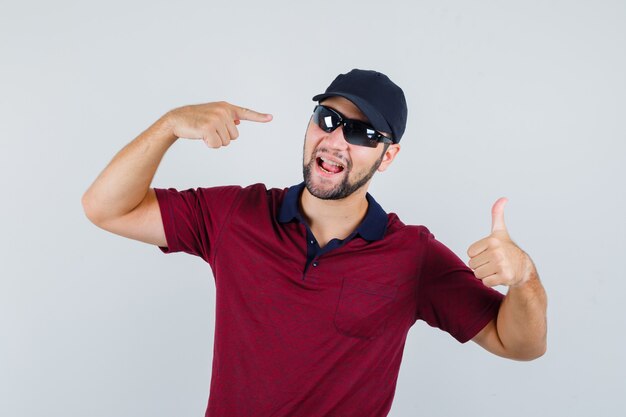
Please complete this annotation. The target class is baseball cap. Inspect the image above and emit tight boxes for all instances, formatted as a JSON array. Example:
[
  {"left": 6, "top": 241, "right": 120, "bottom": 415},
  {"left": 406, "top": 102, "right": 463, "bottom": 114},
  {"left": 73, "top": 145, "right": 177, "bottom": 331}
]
[{"left": 312, "top": 69, "right": 408, "bottom": 142}]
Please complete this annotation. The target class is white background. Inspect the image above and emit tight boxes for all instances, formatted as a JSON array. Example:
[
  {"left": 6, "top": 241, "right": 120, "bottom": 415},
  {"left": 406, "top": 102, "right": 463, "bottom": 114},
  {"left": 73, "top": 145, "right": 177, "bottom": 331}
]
[{"left": 1, "top": 1, "right": 624, "bottom": 416}]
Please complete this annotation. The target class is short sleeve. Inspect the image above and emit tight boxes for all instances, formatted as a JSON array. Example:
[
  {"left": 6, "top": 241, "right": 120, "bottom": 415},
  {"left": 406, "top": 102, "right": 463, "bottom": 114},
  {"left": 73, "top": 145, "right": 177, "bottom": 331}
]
[
  {"left": 416, "top": 232, "right": 504, "bottom": 343},
  {"left": 153, "top": 185, "right": 243, "bottom": 262}
]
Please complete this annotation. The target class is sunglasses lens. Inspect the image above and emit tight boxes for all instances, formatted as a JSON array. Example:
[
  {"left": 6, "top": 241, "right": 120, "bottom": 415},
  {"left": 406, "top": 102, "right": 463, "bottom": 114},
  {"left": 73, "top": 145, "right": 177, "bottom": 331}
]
[
  {"left": 313, "top": 106, "right": 340, "bottom": 132},
  {"left": 344, "top": 120, "right": 380, "bottom": 148}
]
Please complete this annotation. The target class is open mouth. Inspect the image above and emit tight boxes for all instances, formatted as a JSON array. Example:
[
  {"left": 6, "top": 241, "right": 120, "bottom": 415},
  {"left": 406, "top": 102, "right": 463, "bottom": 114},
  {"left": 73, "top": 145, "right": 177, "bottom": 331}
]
[{"left": 316, "top": 157, "right": 345, "bottom": 174}]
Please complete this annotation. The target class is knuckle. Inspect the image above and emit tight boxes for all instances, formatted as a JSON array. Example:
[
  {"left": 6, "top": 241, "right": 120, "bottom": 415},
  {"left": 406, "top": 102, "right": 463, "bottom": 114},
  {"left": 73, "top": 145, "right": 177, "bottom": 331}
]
[
  {"left": 204, "top": 138, "right": 220, "bottom": 149},
  {"left": 216, "top": 106, "right": 229, "bottom": 117},
  {"left": 204, "top": 115, "right": 220, "bottom": 129}
]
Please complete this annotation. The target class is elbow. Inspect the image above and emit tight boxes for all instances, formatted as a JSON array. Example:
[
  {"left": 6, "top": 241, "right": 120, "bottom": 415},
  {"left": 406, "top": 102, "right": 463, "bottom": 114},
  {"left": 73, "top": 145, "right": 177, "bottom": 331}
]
[
  {"left": 509, "top": 341, "right": 547, "bottom": 362},
  {"left": 81, "top": 192, "right": 103, "bottom": 225},
  {"left": 531, "top": 341, "right": 548, "bottom": 360},
  {"left": 518, "top": 349, "right": 546, "bottom": 362},
  {"left": 81, "top": 193, "right": 94, "bottom": 220}
]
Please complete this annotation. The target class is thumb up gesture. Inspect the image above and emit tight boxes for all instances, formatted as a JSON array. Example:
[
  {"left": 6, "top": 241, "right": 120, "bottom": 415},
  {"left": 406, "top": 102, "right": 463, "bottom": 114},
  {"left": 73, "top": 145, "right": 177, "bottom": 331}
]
[{"left": 467, "top": 198, "right": 533, "bottom": 288}]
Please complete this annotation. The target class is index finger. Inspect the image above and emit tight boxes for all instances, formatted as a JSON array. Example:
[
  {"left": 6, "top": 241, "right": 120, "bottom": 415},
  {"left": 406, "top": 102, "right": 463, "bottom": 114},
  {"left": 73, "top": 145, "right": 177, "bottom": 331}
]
[
  {"left": 232, "top": 105, "right": 273, "bottom": 123},
  {"left": 467, "top": 236, "right": 491, "bottom": 258}
]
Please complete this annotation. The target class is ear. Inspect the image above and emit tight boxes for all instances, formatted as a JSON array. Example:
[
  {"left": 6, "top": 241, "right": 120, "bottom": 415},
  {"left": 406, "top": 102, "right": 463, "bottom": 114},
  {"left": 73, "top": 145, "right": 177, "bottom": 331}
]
[{"left": 377, "top": 144, "right": 401, "bottom": 172}]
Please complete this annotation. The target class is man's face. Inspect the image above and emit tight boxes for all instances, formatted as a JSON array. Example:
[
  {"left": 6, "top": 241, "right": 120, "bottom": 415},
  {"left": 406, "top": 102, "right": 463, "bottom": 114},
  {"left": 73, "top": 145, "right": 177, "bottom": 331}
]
[{"left": 302, "top": 96, "right": 399, "bottom": 200}]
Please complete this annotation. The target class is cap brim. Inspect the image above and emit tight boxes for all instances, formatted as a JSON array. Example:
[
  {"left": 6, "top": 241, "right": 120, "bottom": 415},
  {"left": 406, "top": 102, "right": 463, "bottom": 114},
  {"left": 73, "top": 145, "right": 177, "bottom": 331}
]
[{"left": 312, "top": 92, "right": 394, "bottom": 140}]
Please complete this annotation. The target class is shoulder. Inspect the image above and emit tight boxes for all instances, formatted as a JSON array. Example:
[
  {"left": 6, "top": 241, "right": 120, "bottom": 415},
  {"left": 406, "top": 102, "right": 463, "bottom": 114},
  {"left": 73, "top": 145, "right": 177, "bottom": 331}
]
[
  {"left": 220, "top": 183, "right": 291, "bottom": 217},
  {"left": 382, "top": 214, "right": 465, "bottom": 260},
  {"left": 385, "top": 212, "right": 432, "bottom": 241},
  {"left": 378, "top": 214, "right": 437, "bottom": 266},
  {"left": 237, "top": 183, "right": 290, "bottom": 201},
  {"left": 193, "top": 183, "right": 283, "bottom": 199}
]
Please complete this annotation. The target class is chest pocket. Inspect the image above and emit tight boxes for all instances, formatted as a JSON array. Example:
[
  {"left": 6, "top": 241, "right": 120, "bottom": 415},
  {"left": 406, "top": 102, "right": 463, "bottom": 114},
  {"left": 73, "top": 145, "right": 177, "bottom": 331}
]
[{"left": 334, "top": 277, "right": 398, "bottom": 340}]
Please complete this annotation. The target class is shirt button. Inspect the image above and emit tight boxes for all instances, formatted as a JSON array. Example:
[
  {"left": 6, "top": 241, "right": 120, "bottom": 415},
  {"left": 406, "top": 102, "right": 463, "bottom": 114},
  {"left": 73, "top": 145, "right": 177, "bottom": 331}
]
[
  {"left": 310, "top": 240, "right": 314, "bottom": 244},
  {"left": 312, "top": 262, "right": 318, "bottom": 267}
]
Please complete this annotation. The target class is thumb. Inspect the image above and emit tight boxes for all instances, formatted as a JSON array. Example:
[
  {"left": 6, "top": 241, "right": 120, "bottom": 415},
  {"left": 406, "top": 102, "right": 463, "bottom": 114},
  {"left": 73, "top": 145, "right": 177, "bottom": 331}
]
[
  {"left": 232, "top": 105, "right": 273, "bottom": 123},
  {"left": 491, "top": 197, "right": 508, "bottom": 233}
]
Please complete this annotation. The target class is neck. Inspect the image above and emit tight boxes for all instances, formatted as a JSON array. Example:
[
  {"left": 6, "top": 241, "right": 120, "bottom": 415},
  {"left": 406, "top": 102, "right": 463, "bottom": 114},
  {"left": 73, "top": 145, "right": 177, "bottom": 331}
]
[{"left": 299, "top": 185, "right": 369, "bottom": 246}]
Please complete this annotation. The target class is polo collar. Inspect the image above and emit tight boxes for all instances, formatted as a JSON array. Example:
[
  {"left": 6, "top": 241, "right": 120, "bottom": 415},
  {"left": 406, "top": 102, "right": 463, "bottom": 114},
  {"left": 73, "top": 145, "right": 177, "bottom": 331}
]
[{"left": 278, "top": 182, "right": 388, "bottom": 241}]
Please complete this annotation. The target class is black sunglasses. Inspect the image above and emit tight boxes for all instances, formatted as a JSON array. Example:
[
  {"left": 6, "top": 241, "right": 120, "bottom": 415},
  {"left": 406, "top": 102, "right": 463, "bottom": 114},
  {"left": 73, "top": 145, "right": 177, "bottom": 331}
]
[{"left": 312, "top": 105, "right": 394, "bottom": 148}]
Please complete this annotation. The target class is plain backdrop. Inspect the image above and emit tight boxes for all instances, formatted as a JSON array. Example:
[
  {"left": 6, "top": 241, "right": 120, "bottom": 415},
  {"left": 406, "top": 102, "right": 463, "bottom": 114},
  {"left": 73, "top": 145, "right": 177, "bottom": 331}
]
[{"left": 1, "top": 1, "right": 625, "bottom": 416}]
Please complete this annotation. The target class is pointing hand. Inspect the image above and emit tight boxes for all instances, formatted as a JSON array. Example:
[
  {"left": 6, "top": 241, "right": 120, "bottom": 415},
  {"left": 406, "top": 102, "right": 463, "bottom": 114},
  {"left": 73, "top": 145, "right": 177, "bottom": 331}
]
[
  {"left": 466, "top": 198, "right": 532, "bottom": 287},
  {"left": 166, "top": 101, "right": 272, "bottom": 148}
]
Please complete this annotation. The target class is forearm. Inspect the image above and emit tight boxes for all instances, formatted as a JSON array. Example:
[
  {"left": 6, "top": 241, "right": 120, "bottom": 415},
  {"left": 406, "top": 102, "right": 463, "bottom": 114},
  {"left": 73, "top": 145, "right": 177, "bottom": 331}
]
[
  {"left": 82, "top": 114, "right": 177, "bottom": 223},
  {"left": 497, "top": 255, "right": 548, "bottom": 360}
]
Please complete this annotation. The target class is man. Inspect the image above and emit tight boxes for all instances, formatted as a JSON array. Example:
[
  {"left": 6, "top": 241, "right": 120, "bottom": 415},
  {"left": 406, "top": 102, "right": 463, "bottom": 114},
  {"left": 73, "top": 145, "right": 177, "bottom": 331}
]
[{"left": 82, "top": 69, "right": 547, "bottom": 417}]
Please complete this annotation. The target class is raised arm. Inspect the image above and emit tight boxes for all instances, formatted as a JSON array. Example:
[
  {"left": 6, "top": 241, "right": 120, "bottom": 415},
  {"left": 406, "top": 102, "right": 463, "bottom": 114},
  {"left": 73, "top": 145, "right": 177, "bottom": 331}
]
[
  {"left": 81, "top": 102, "right": 272, "bottom": 246},
  {"left": 467, "top": 198, "right": 548, "bottom": 361}
]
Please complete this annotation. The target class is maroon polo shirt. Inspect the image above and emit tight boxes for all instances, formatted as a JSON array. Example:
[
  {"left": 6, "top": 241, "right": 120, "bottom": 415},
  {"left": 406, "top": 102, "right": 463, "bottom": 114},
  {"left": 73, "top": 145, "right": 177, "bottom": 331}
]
[{"left": 154, "top": 183, "right": 504, "bottom": 417}]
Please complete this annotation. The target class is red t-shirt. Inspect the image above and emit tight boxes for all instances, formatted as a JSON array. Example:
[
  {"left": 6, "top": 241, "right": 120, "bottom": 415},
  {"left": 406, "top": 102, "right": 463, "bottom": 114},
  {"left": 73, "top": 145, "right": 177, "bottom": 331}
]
[{"left": 154, "top": 183, "right": 504, "bottom": 417}]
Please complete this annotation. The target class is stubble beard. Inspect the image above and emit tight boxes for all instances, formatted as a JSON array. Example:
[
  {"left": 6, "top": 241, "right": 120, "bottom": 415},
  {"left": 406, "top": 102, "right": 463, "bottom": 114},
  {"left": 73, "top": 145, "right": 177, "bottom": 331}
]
[{"left": 302, "top": 146, "right": 385, "bottom": 200}]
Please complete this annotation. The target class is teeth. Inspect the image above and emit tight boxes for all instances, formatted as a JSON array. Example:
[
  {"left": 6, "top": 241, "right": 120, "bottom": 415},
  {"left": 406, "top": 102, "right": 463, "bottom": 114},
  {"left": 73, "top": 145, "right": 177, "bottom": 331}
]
[{"left": 320, "top": 157, "right": 344, "bottom": 168}]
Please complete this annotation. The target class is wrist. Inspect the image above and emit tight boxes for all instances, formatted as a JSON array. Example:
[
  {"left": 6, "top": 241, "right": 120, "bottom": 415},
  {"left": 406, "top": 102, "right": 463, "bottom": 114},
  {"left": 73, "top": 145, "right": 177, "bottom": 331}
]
[
  {"left": 511, "top": 252, "right": 537, "bottom": 288},
  {"left": 156, "top": 111, "right": 179, "bottom": 142}
]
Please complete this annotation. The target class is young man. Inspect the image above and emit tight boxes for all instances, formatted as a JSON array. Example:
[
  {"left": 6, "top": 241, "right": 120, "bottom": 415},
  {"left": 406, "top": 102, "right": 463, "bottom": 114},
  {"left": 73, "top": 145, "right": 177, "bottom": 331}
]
[{"left": 82, "top": 69, "right": 547, "bottom": 417}]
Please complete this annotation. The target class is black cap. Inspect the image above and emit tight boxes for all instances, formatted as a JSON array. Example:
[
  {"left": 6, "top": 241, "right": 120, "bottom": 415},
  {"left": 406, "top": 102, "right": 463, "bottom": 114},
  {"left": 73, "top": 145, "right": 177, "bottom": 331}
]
[{"left": 312, "top": 69, "right": 408, "bottom": 142}]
